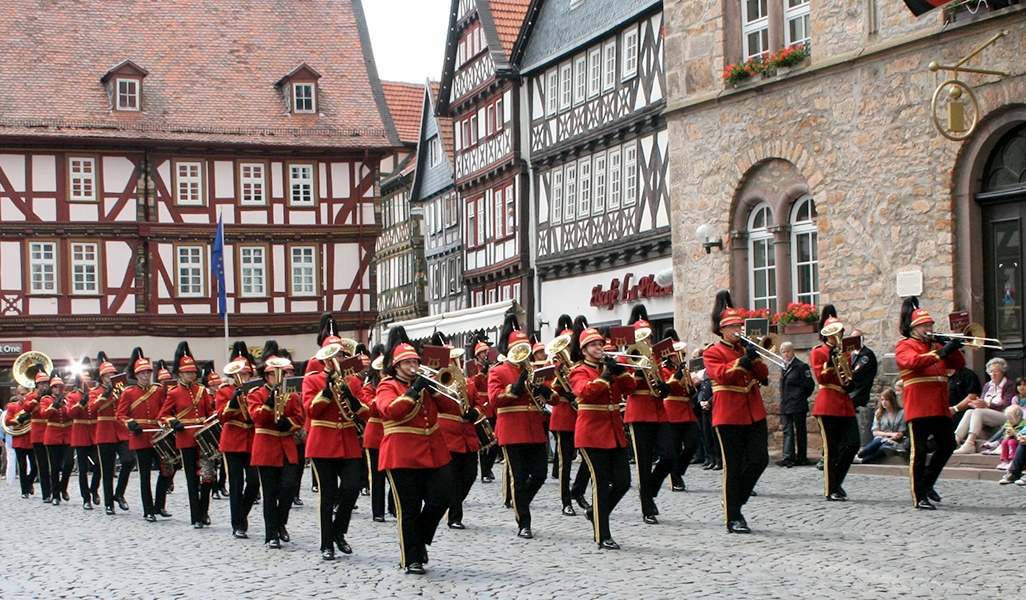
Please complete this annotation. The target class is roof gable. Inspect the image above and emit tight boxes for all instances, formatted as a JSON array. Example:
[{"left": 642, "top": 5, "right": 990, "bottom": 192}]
[
  {"left": 100, "top": 60, "right": 149, "bottom": 84},
  {"left": 276, "top": 63, "right": 323, "bottom": 86},
  {"left": 381, "top": 81, "right": 426, "bottom": 145}
]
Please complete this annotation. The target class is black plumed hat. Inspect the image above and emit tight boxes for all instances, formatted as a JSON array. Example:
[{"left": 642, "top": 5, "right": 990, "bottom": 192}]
[
  {"left": 127, "top": 347, "right": 144, "bottom": 375},
  {"left": 172, "top": 342, "right": 193, "bottom": 375},
  {"left": 496, "top": 313, "right": 520, "bottom": 356},
  {"left": 382, "top": 325, "right": 413, "bottom": 376},
  {"left": 556, "top": 314, "right": 573, "bottom": 334},
  {"left": 711, "top": 290, "right": 734, "bottom": 336},
  {"left": 317, "top": 312, "right": 338, "bottom": 346},
  {"left": 628, "top": 304, "right": 649, "bottom": 325},
  {"left": 899, "top": 296, "right": 920, "bottom": 338},
  {"left": 569, "top": 315, "right": 589, "bottom": 362}
]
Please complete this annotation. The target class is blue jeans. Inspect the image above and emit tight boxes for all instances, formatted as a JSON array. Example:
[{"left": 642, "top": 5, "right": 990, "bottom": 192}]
[{"left": 858, "top": 437, "right": 888, "bottom": 463}]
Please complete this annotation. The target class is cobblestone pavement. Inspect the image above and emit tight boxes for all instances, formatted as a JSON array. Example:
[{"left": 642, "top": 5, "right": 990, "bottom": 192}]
[{"left": 1, "top": 460, "right": 1024, "bottom": 599}]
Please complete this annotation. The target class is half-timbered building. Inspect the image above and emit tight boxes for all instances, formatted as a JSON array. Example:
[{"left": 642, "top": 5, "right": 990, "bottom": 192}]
[
  {"left": 514, "top": 0, "right": 673, "bottom": 335},
  {"left": 374, "top": 82, "right": 429, "bottom": 343},
  {"left": 0, "top": 0, "right": 398, "bottom": 384},
  {"left": 437, "top": 0, "right": 534, "bottom": 328}
]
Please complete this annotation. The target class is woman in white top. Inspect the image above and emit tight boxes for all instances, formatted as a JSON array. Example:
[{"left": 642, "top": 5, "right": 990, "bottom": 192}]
[{"left": 954, "top": 357, "right": 1016, "bottom": 454}]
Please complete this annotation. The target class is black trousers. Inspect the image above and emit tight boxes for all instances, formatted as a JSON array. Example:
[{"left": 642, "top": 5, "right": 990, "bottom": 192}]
[
  {"left": 33, "top": 442, "right": 52, "bottom": 499},
  {"left": 780, "top": 412, "right": 808, "bottom": 463},
  {"left": 628, "top": 422, "right": 676, "bottom": 516},
  {"left": 75, "top": 445, "right": 100, "bottom": 502},
  {"left": 224, "top": 451, "right": 259, "bottom": 532},
  {"left": 98, "top": 441, "right": 136, "bottom": 508},
  {"left": 817, "top": 415, "right": 860, "bottom": 497},
  {"left": 479, "top": 417, "right": 499, "bottom": 478},
  {"left": 501, "top": 443, "right": 547, "bottom": 530},
  {"left": 691, "top": 396, "right": 707, "bottom": 463},
  {"left": 258, "top": 459, "right": 300, "bottom": 543},
  {"left": 554, "top": 431, "right": 590, "bottom": 508},
  {"left": 310, "top": 457, "right": 362, "bottom": 551},
  {"left": 134, "top": 447, "right": 170, "bottom": 516},
  {"left": 908, "top": 416, "right": 957, "bottom": 505},
  {"left": 385, "top": 465, "right": 453, "bottom": 567},
  {"left": 1006, "top": 442, "right": 1026, "bottom": 479},
  {"left": 715, "top": 420, "right": 769, "bottom": 523},
  {"left": 46, "top": 444, "right": 74, "bottom": 498},
  {"left": 294, "top": 442, "right": 306, "bottom": 499},
  {"left": 364, "top": 448, "right": 394, "bottom": 519},
  {"left": 180, "top": 446, "right": 208, "bottom": 524},
  {"left": 700, "top": 411, "right": 720, "bottom": 465},
  {"left": 15, "top": 447, "right": 36, "bottom": 495},
  {"left": 580, "top": 446, "right": 630, "bottom": 542},
  {"left": 447, "top": 451, "right": 478, "bottom": 525},
  {"left": 668, "top": 422, "right": 701, "bottom": 488}
]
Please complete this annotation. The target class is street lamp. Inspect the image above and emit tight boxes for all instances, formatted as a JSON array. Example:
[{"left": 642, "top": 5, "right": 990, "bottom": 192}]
[{"left": 697, "top": 224, "right": 722, "bottom": 254}]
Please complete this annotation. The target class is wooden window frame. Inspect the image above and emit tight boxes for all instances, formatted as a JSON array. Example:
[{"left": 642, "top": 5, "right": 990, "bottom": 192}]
[
  {"left": 293, "top": 82, "right": 317, "bottom": 114},
  {"left": 559, "top": 62, "right": 573, "bottom": 112},
  {"left": 578, "top": 157, "right": 592, "bottom": 218},
  {"left": 504, "top": 183, "right": 515, "bottom": 234},
  {"left": 552, "top": 167, "right": 564, "bottom": 223},
  {"left": 588, "top": 47, "right": 602, "bottom": 99},
  {"left": 26, "top": 239, "right": 59, "bottom": 296},
  {"left": 172, "top": 159, "right": 207, "bottom": 207},
  {"left": 69, "top": 239, "right": 103, "bottom": 296},
  {"left": 603, "top": 41, "right": 617, "bottom": 92},
  {"left": 573, "top": 54, "right": 587, "bottom": 106},
  {"left": 623, "top": 143, "right": 637, "bottom": 207},
  {"left": 116, "top": 78, "right": 141, "bottom": 111},
  {"left": 565, "top": 162, "right": 577, "bottom": 221},
  {"left": 594, "top": 153, "right": 607, "bottom": 214},
  {"left": 67, "top": 155, "right": 101, "bottom": 203},
  {"left": 286, "top": 161, "right": 318, "bottom": 207},
  {"left": 608, "top": 147, "right": 622, "bottom": 210},
  {"left": 237, "top": 161, "right": 268, "bottom": 206},
  {"left": 237, "top": 244, "right": 269, "bottom": 299},
  {"left": 546, "top": 69, "right": 558, "bottom": 117},
  {"left": 288, "top": 244, "right": 319, "bottom": 297},
  {"left": 622, "top": 25, "right": 639, "bottom": 81},
  {"left": 173, "top": 243, "right": 207, "bottom": 299}
]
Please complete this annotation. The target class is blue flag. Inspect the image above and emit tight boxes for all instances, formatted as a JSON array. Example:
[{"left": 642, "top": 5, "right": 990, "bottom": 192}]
[{"left": 213, "top": 215, "right": 227, "bottom": 317}]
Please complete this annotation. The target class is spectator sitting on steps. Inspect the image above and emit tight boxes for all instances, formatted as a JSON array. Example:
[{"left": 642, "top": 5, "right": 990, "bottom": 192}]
[
  {"left": 954, "top": 357, "right": 1015, "bottom": 454},
  {"left": 854, "top": 388, "right": 908, "bottom": 464}
]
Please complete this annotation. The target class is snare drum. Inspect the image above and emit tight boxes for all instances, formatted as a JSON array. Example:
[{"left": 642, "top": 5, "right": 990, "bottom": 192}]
[
  {"left": 195, "top": 419, "right": 223, "bottom": 461},
  {"left": 152, "top": 428, "right": 181, "bottom": 469}
]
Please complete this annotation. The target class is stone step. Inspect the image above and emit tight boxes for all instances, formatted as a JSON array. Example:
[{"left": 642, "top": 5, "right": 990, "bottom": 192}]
[{"left": 849, "top": 462, "right": 1007, "bottom": 481}]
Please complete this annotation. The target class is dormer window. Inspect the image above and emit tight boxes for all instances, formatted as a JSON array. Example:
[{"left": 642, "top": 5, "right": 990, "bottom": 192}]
[
  {"left": 277, "top": 63, "right": 322, "bottom": 116},
  {"left": 101, "top": 60, "right": 148, "bottom": 113}
]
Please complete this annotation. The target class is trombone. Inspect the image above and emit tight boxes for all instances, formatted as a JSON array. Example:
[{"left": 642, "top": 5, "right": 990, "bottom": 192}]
[
  {"left": 602, "top": 351, "right": 655, "bottom": 368},
  {"left": 417, "top": 365, "right": 463, "bottom": 403},
  {"left": 930, "top": 323, "right": 1004, "bottom": 350},
  {"left": 738, "top": 329, "right": 788, "bottom": 369}
]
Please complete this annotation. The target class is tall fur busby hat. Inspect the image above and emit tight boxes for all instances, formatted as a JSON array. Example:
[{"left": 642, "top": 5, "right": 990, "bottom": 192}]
[
  {"left": 556, "top": 314, "right": 574, "bottom": 336},
  {"left": 383, "top": 325, "right": 416, "bottom": 376},
  {"left": 258, "top": 340, "right": 282, "bottom": 375},
  {"left": 899, "top": 296, "right": 928, "bottom": 338},
  {"left": 818, "top": 304, "right": 839, "bottom": 341},
  {"left": 711, "top": 290, "right": 735, "bottom": 336},
  {"left": 127, "top": 347, "right": 145, "bottom": 377},
  {"left": 628, "top": 304, "right": 649, "bottom": 326},
  {"left": 496, "top": 313, "right": 525, "bottom": 356},
  {"left": 229, "top": 340, "right": 255, "bottom": 373},
  {"left": 173, "top": 341, "right": 196, "bottom": 375},
  {"left": 317, "top": 312, "right": 339, "bottom": 346}
]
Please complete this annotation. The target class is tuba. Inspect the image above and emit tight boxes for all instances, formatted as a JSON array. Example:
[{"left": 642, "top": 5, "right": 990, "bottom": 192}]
[
  {"left": 314, "top": 344, "right": 358, "bottom": 423},
  {"left": 820, "top": 321, "right": 853, "bottom": 386},
  {"left": 264, "top": 356, "right": 293, "bottom": 421},
  {"left": 13, "top": 351, "right": 52, "bottom": 388},
  {"left": 505, "top": 341, "right": 546, "bottom": 412}
]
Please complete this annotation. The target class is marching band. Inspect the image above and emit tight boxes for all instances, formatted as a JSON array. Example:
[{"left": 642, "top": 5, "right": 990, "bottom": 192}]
[{"left": 2, "top": 294, "right": 1000, "bottom": 572}]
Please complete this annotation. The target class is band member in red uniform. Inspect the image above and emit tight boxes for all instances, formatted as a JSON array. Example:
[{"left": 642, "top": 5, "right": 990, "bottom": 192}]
[
  {"left": 704, "top": 291, "right": 770, "bottom": 533},
  {"left": 811, "top": 308, "right": 861, "bottom": 501},
  {"left": 41, "top": 375, "right": 74, "bottom": 505},
  {"left": 302, "top": 337, "right": 369, "bottom": 560},
  {"left": 66, "top": 369, "right": 100, "bottom": 510},
  {"left": 570, "top": 327, "right": 637, "bottom": 549},
  {"left": 661, "top": 328, "right": 701, "bottom": 492},
  {"left": 26, "top": 370, "right": 52, "bottom": 502},
  {"left": 160, "top": 342, "right": 214, "bottom": 528},
  {"left": 91, "top": 352, "right": 137, "bottom": 515},
  {"left": 216, "top": 342, "right": 259, "bottom": 538},
  {"left": 117, "top": 354, "right": 171, "bottom": 522},
  {"left": 489, "top": 315, "right": 552, "bottom": 540},
  {"left": 362, "top": 344, "right": 394, "bottom": 523},
  {"left": 895, "top": 297, "right": 965, "bottom": 510},
  {"left": 4, "top": 385, "right": 37, "bottom": 498},
  {"left": 376, "top": 326, "right": 455, "bottom": 575},
  {"left": 248, "top": 350, "right": 303, "bottom": 548},
  {"left": 472, "top": 337, "right": 498, "bottom": 483},
  {"left": 549, "top": 315, "right": 591, "bottom": 516}
]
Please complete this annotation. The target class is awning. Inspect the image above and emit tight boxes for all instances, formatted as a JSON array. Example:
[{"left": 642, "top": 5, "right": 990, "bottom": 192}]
[
  {"left": 388, "top": 300, "right": 525, "bottom": 341},
  {"left": 901, "top": 0, "right": 948, "bottom": 17}
]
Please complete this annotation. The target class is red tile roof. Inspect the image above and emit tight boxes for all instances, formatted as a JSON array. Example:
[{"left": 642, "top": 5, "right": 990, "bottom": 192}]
[
  {"left": 0, "top": 0, "right": 395, "bottom": 149},
  {"left": 489, "top": 0, "right": 532, "bottom": 59},
  {"left": 381, "top": 82, "right": 426, "bottom": 145}
]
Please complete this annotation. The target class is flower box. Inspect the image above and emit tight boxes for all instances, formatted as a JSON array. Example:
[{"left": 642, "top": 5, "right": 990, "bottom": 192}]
[
  {"left": 783, "top": 322, "right": 817, "bottom": 335},
  {"left": 774, "top": 56, "right": 810, "bottom": 78}
]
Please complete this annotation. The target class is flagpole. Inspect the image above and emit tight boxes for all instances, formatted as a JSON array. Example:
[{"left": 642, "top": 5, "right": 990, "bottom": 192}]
[{"left": 223, "top": 312, "right": 229, "bottom": 367}]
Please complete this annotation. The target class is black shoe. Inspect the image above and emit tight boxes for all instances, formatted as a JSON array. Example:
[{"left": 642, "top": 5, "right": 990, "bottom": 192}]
[
  {"left": 219, "top": 486, "right": 229, "bottom": 497},
  {"left": 202, "top": 514, "right": 211, "bottom": 525},
  {"left": 92, "top": 492, "right": 101, "bottom": 505},
  {"left": 21, "top": 494, "right": 29, "bottom": 499},
  {"left": 671, "top": 483, "right": 686, "bottom": 492},
  {"left": 643, "top": 514, "right": 659, "bottom": 525},
  {"left": 572, "top": 492, "right": 591, "bottom": 511},
  {"left": 233, "top": 530, "right": 248, "bottom": 539},
  {"left": 279, "top": 526, "right": 290, "bottom": 542},
  {"left": 815, "top": 459, "right": 824, "bottom": 471},
  {"left": 421, "top": 546, "right": 429, "bottom": 564},
  {"left": 157, "top": 509, "right": 172, "bottom": 518},
  {"left": 322, "top": 548, "right": 336, "bottom": 561},
  {"left": 727, "top": 520, "right": 751, "bottom": 533},
  {"left": 702, "top": 462, "right": 715, "bottom": 470},
  {"left": 293, "top": 497, "right": 304, "bottom": 507},
  {"left": 311, "top": 484, "right": 318, "bottom": 493},
  {"left": 43, "top": 496, "right": 52, "bottom": 504},
  {"left": 267, "top": 538, "right": 282, "bottom": 549},
  {"left": 517, "top": 527, "right": 533, "bottom": 539},
  {"left": 360, "top": 487, "right": 370, "bottom": 496},
  {"left": 504, "top": 501, "right": 512, "bottom": 509},
  {"left": 116, "top": 497, "right": 129, "bottom": 511},
  {"left": 167, "top": 482, "right": 174, "bottom": 493},
  {"left": 83, "top": 501, "right": 93, "bottom": 510},
  {"left": 448, "top": 521, "right": 465, "bottom": 529},
  {"left": 193, "top": 522, "right": 204, "bottom": 529},
  {"left": 336, "top": 536, "right": 352, "bottom": 554},
  {"left": 144, "top": 514, "right": 157, "bottom": 523},
  {"left": 826, "top": 492, "right": 847, "bottom": 502},
  {"left": 585, "top": 508, "right": 594, "bottom": 522},
  {"left": 561, "top": 505, "right": 576, "bottom": 517},
  {"left": 793, "top": 459, "right": 811, "bottom": 467},
  {"left": 52, "top": 497, "right": 60, "bottom": 506},
  {"left": 62, "top": 491, "right": 70, "bottom": 501},
  {"left": 775, "top": 459, "right": 794, "bottom": 468},
  {"left": 405, "top": 562, "right": 425, "bottom": 575},
  {"left": 915, "top": 499, "right": 936, "bottom": 510},
  {"left": 749, "top": 490, "right": 757, "bottom": 497},
  {"left": 926, "top": 489, "right": 941, "bottom": 503},
  {"left": 211, "top": 490, "right": 220, "bottom": 500},
  {"left": 373, "top": 515, "right": 386, "bottom": 523},
  {"left": 836, "top": 486, "right": 847, "bottom": 498},
  {"left": 711, "top": 463, "right": 723, "bottom": 471},
  {"left": 598, "top": 538, "right": 621, "bottom": 550},
  {"left": 481, "top": 475, "right": 494, "bottom": 483}
]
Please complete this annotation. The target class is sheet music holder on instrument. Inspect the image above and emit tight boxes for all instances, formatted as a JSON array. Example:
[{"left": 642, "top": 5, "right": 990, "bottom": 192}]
[
  {"left": 532, "top": 364, "right": 557, "bottom": 385},
  {"left": 283, "top": 376, "right": 304, "bottom": 397}
]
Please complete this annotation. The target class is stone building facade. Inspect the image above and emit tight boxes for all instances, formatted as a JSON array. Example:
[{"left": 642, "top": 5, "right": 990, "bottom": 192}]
[{"left": 662, "top": 2, "right": 1026, "bottom": 444}]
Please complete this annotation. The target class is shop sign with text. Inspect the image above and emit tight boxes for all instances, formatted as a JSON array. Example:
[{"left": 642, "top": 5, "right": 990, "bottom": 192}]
[{"left": 590, "top": 273, "right": 671, "bottom": 310}]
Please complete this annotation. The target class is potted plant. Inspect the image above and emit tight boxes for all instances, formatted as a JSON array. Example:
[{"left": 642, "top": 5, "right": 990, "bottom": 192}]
[
  {"left": 722, "top": 54, "right": 768, "bottom": 87},
  {"left": 768, "top": 44, "right": 810, "bottom": 76},
  {"left": 772, "top": 302, "right": 820, "bottom": 334}
]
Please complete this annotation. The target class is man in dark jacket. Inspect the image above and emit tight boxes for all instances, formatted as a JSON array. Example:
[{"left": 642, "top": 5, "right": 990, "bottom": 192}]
[
  {"left": 777, "top": 342, "right": 815, "bottom": 467},
  {"left": 847, "top": 330, "right": 879, "bottom": 445}
]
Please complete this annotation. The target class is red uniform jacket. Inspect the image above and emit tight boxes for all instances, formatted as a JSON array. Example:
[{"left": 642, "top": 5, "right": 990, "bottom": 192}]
[
  {"left": 895, "top": 337, "right": 966, "bottom": 420},
  {"left": 625, "top": 369, "right": 668, "bottom": 423},
  {"left": 159, "top": 382, "right": 213, "bottom": 449},
  {"left": 304, "top": 373, "right": 369, "bottom": 460},
  {"left": 215, "top": 384, "right": 254, "bottom": 454},
  {"left": 704, "top": 339, "right": 769, "bottom": 427},
  {"left": 41, "top": 394, "right": 71, "bottom": 445},
  {"left": 663, "top": 365, "right": 697, "bottom": 423},
  {"left": 438, "top": 378, "right": 483, "bottom": 454},
  {"left": 811, "top": 344, "right": 856, "bottom": 418},
  {"left": 116, "top": 383, "right": 166, "bottom": 451},
  {"left": 5, "top": 400, "right": 34, "bottom": 450},
  {"left": 375, "top": 376, "right": 453, "bottom": 471},
  {"left": 90, "top": 385, "right": 124, "bottom": 444},
  {"left": 361, "top": 382, "right": 384, "bottom": 450},
  {"left": 488, "top": 361, "right": 548, "bottom": 446},
  {"left": 472, "top": 371, "right": 492, "bottom": 419},
  {"left": 26, "top": 391, "right": 46, "bottom": 444},
  {"left": 547, "top": 371, "right": 579, "bottom": 432},
  {"left": 247, "top": 385, "right": 302, "bottom": 467},
  {"left": 66, "top": 390, "right": 96, "bottom": 447},
  {"left": 570, "top": 360, "right": 636, "bottom": 449}
]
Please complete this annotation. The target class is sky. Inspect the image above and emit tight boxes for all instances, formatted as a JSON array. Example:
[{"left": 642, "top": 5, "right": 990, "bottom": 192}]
[{"left": 363, "top": 0, "right": 453, "bottom": 84}]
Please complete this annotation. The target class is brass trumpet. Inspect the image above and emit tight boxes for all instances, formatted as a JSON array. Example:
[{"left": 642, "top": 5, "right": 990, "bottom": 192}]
[
  {"left": 820, "top": 321, "right": 853, "bottom": 386},
  {"left": 930, "top": 323, "right": 1004, "bottom": 350}
]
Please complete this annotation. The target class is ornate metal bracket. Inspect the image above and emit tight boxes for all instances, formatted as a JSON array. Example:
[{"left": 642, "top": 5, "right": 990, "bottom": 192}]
[{"left": 929, "top": 30, "right": 1008, "bottom": 141}]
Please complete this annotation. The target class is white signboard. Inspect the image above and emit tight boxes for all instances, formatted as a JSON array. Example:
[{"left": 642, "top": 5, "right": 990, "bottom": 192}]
[{"left": 896, "top": 270, "right": 923, "bottom": 297}]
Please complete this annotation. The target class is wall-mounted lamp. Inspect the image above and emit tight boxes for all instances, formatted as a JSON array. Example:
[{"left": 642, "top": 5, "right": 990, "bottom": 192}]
[
  {"left": 696, "top": 224, "right": 722, "bottom": 254},
  {"left": 536, "top": 311, "right": 550, "bottom": 328}
]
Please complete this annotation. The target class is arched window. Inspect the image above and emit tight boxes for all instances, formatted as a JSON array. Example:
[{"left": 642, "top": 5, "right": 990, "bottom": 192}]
[
  {"left": 748, "top": 203, "right": 776, "bottom": 313},
  {"left": 790, "top": 195, "right": 818, "bottom": 306}
]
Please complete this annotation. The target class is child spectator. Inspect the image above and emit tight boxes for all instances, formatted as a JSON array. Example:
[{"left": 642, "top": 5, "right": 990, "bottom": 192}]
[{"left": 996, "top": 404, "right": 1024, "bottom": 470}]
